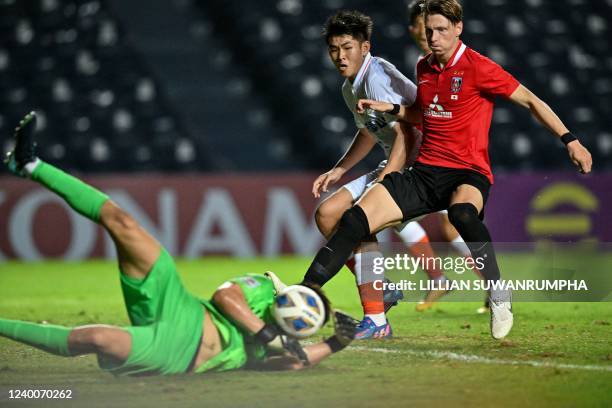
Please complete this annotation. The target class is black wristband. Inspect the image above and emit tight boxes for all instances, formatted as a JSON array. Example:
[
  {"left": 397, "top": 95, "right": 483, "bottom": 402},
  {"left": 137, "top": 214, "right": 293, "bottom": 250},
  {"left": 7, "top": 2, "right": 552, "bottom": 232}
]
[
  {"left": 254, "top": 324, "right": 279, "bottom": 344},
  {"left": 324, "top": 336, "right": 346, "bottom": 353},
  {"left": 388, "top": 103, "right": 400, "bottom": 115},
  {"left": 560, "top": 132, "right": 578, "bottom": 146}
]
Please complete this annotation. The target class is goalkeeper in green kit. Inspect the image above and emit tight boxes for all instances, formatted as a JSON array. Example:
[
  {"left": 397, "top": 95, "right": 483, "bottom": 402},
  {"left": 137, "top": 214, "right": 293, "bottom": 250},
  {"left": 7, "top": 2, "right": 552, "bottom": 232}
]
[{"left": 0, "top": 112, "right": 359, "bottom": 376}]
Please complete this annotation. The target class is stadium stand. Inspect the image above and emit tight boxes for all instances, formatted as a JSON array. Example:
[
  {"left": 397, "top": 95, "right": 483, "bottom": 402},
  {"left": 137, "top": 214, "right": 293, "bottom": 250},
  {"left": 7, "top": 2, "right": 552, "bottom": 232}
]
[
  {"left": 1, "top": 0, "right": 610, "bottom": 172},
  {"left": 0, "top": 0, "right": 199, "bottom": 172},
  {"left": 200, "top": 0, "right": 611, "bottom": 172}
]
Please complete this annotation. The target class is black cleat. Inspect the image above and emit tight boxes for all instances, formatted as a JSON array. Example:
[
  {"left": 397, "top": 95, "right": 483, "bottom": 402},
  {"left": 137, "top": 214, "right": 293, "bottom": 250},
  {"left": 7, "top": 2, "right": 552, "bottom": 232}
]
[
  {"left": 383, "top": 278, "right": 405, "bottom": 313},
  {"left": 5, "top": 111, "right": 38, "bottom": 176}
]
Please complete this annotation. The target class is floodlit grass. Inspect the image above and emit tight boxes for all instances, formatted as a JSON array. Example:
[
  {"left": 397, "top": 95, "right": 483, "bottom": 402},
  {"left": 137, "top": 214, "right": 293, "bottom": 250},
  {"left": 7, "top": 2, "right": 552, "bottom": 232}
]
[{"left": 1, "top": 256, "right": 610, "bottom": 408}]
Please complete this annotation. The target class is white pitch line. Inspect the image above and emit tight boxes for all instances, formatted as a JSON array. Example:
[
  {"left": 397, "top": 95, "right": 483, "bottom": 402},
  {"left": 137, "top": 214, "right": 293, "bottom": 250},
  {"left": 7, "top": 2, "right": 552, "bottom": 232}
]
[{"left": 349, "top": 346, "right": 612, "bottom": 372}]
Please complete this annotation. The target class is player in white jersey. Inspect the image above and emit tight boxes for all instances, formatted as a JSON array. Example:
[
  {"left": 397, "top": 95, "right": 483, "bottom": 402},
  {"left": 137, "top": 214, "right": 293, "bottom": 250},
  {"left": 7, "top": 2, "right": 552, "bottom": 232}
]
[{"left": 311, "top": 10, "right": 448, "bottom": 339}]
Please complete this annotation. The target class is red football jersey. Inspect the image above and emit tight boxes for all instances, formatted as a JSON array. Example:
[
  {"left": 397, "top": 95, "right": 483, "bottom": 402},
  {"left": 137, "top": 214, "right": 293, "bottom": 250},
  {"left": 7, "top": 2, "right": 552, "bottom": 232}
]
[{"left": 415, "top": 41, "right": 520, "bottom": 183}]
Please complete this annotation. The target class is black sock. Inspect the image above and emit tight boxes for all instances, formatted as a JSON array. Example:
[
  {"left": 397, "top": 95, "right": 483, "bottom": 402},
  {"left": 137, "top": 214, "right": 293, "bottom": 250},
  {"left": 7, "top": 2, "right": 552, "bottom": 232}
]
[
  {"left": 448, "top": 203, "right": 501, "bottom": 282},
  {"left": 303, "top": 206, "right": 370, "bottom": 286}
]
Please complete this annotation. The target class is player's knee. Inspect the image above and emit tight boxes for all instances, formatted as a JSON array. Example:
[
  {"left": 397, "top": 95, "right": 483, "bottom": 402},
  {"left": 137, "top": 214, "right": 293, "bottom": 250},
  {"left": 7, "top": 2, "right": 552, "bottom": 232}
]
[
  {"left": 70, "top": 327, "right": 110, "bottom": 352},
  {"left": 337, "top": 205, "right": 371, "bottom": 240},
  {"left": 448, "top": 203, "right": 479, "bottom": 231},
  {"left": 315, "top": 203, "right": 340, "bottom": 237},
  {"left": 90, "top": 331, "right": 112, "bottom": 351}
]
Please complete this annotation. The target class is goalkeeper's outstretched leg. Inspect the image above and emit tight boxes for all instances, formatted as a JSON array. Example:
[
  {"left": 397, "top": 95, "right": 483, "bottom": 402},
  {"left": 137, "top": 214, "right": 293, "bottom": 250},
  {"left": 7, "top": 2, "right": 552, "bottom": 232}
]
[
  {"left": 5, "top": 111, "right": 160, "bottom": 280},
  {"left": 0, "top": 318, "right": 132, "bottom": 365}
]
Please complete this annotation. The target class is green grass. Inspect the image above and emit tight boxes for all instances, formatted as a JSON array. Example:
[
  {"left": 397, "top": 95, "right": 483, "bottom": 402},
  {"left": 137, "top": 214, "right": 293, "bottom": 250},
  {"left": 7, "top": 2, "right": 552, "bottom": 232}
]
[{"left": 0, "top": 257, "right": 611, "bottom": 408}]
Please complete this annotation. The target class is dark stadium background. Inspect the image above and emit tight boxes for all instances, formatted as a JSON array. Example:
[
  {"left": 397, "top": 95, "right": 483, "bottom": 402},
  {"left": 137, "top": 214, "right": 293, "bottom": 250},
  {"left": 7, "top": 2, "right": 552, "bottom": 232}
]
[{"left": 0, "top": 0, "right": 610, "bottom": 259}]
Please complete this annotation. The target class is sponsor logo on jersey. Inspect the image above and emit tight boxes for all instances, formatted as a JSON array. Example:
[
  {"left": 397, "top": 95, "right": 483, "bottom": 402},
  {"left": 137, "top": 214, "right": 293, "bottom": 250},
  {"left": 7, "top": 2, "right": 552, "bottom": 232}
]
[
  {"left": 451, "top": 76, "right": 463, "bottom": 93},
  {"left": 241, "top": 277, "right": 261, "bottom": 288},
  {"left": 424, "top": 94, "right": 453, "bottom": 118}
]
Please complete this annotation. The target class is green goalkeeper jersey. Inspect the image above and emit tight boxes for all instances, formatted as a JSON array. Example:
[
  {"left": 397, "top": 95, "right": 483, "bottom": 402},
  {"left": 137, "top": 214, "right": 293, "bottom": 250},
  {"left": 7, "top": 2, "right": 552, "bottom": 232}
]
[
  {"left": 99, "top": 246, "right": 277, "bottom": 377},
  {"left": 195, "top": 274, "right": 276, "bottom": 373}
]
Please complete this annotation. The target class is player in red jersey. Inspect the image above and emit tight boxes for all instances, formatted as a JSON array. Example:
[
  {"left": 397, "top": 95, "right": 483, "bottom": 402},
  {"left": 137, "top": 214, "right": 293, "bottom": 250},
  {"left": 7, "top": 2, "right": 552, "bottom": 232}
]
[
  {"left": 302, "top": 0, "right": 592, "bottom": 340},
  {"left": 407, "top": 0, "right": 489, "bottom": 314},
  {"left": 404, "top": 0, "right": 481, "bottom": 312}
]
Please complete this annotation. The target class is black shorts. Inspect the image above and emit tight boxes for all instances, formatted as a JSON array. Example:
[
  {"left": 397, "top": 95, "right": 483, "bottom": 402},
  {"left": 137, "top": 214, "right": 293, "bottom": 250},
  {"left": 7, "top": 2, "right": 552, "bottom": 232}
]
[{"left": 379, "top": 162, "right": 491, "bottom": 222}]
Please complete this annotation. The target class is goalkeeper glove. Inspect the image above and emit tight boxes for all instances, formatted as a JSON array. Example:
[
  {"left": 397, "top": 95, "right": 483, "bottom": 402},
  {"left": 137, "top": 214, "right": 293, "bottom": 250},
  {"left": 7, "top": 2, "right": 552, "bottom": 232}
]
[
  {"left": 254, "top": 323, "right": 280, "bottom": 345},
  {"left": 280, "top": 335, "right": 309, "bottom": 365},
  {"left": 256, "top": 324, "right": 307, "bottom": 363},
  {"left": 324, "top": 310, "right": 360, "bottom": 353}
]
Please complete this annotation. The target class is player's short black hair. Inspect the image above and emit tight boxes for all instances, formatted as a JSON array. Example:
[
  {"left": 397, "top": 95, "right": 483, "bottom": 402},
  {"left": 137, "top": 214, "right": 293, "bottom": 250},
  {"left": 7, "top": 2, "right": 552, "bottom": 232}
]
[
  {"left": 408, "top": 0, "right": 426, "bottom": 26},
  {"left": 322, "top": 10, "right": 373, "bottom": 44},
  {"left": 300, "top": 283, "right": 331, "bottom": 325}
]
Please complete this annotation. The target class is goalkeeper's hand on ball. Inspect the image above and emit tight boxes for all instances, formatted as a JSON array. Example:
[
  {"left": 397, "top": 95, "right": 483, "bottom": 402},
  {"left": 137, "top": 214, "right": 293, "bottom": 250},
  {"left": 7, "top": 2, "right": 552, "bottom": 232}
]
[{"left": 325, "top": 310, "right": 360, "bottom": 352}]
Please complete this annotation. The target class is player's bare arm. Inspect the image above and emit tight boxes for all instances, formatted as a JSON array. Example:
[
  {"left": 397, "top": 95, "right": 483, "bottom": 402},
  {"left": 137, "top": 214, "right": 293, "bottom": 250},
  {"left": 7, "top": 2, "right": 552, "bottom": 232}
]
[
  {"left": 253, "top": 341, "right": 332, "bottom": 371},
  {"left": 212, "top": 280, "right": 353, "bottom": 371},
  {"left": 356, "top": 99, "right": 422, "bottom": 124},
  {"left": 211, "top": 280, "right": 312, "bottom": 365},
  {"left": 212, "top": 282, "right": 266, "bottom": 333},
  {"left": 312, "top": 128, "right": 377, "bottom": 198},
  {"left": 509, "top": 84, "right": 593, "bottom": 174}
]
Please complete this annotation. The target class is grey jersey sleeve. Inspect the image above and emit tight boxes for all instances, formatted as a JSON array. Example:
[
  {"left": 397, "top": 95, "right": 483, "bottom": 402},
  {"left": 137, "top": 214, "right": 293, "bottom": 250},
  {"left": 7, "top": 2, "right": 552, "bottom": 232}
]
[{"left": 364, "top": 63, "right": 417, "bottom": 129}]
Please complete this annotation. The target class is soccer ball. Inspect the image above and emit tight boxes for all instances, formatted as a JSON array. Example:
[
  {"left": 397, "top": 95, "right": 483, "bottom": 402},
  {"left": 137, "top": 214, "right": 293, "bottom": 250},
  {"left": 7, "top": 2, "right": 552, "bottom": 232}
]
[{"left": 272, "top": 285, "right": 327, "bottom": 339}]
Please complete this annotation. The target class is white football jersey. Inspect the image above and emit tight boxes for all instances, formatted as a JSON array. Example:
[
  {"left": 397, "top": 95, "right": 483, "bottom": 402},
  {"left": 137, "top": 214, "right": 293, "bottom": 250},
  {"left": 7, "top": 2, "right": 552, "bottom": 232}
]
[{"left": 341, "top": 53, "right": 417, "bottom": 157}]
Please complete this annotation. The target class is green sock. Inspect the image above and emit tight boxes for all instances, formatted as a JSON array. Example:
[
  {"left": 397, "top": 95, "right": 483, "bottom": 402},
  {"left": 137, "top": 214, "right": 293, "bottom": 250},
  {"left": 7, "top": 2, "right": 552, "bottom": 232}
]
[
  {"left": 0, "top": 318, "right": 72, "bottom": 356},
  {"left": 31, "top": 161, "right": 109, "bottom": 222}
]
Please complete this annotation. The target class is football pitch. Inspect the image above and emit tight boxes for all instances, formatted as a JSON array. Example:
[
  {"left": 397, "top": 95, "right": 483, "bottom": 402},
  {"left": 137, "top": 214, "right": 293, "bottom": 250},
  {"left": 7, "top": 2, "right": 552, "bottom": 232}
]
[{"left": 1, "top": 256, "right": 610, "bottom": 408}]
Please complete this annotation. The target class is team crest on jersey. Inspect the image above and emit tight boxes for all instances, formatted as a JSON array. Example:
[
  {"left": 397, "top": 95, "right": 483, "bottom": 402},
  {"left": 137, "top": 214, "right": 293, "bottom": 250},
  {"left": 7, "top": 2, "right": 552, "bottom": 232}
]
[{"left": 450, "top": 76, "right": 463, "bottom": 93}]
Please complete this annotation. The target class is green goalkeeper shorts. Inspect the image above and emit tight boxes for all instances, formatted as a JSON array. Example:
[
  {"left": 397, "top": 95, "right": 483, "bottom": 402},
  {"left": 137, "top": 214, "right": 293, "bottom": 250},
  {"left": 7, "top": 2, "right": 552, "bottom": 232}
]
[{"left": 98, "top": 248, "right": 204, "bottom": 376}]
